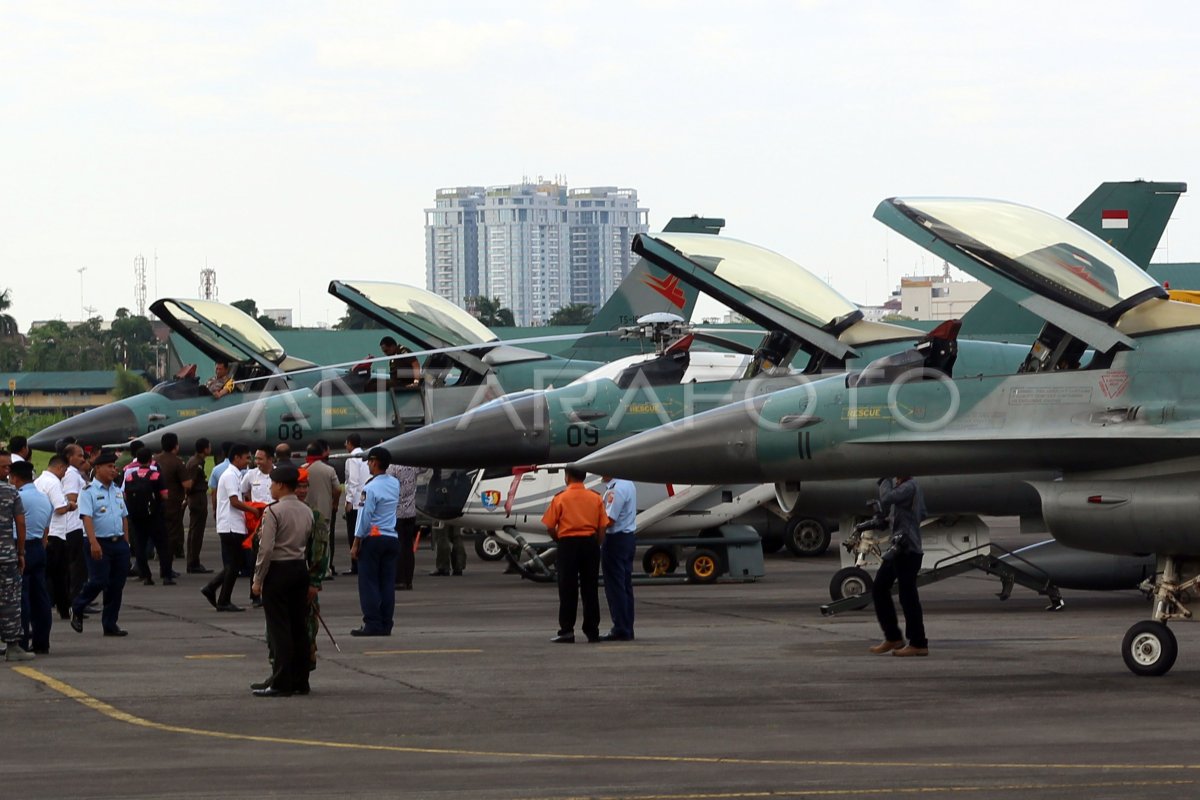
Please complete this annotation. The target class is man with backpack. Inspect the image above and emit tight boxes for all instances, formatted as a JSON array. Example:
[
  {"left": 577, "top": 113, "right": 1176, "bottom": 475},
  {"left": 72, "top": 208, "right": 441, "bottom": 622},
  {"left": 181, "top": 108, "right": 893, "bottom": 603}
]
[{"left": 125, "top": 448, "right": 174, "bottom": 586}]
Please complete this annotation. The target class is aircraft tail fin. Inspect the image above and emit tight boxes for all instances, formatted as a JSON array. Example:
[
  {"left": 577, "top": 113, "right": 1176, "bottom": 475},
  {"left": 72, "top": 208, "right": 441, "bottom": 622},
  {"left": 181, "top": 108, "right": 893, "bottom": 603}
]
[
  {"left": 962, "top": 180, "right": 1185, "bottom": 338},
  {"left": 573, "top": 216, "right": 725, "bottom": 353},
  {"left": 1066, "top": 180, "right": 1185, "bottom": 269}
]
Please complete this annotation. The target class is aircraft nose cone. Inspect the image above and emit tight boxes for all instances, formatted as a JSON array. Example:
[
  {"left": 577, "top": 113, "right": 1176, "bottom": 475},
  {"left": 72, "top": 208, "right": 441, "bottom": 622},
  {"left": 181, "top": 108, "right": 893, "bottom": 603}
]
[
  {"left": 383, "top": 394, "right": 551, "bottom": 469},
  {"left": 576, "top": 398, "right": 766, "bottom": 483},
  {"left": 28, "top": 403, "right": 140, "bottom": 451}
]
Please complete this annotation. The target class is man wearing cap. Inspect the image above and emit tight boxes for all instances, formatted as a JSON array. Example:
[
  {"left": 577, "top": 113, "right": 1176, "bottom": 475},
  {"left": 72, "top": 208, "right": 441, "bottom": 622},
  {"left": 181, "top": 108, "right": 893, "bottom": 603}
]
[
  {"left": 250, "top": 465, "right": 313, "bottom": 697},
  {"left": 349, "top": 447, "right": 400, "bottom": 636},
  {"left": 12, "top": 461, "right": 51, "bottom": 655},
  {"left": 70, "top": 452, "right": 131, "bottom": 637}
]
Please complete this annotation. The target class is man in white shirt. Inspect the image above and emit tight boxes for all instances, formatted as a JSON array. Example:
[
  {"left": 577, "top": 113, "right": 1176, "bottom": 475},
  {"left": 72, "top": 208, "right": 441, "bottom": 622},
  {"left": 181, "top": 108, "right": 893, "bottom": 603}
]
[
  {"left": 343, "top": 434, "right": 368, "bottom": 576},
  {"left": 201, "top": 445, "right": 257, "bottom": 613},
  {"left": 61, "top": 445, "right": 90, "bottom": 610},
  {"left": 241, "top": 448, "right": 274, "bottom": 505},
  {"left": 35, "top": 456, "right": 71, "bottom": 619}
]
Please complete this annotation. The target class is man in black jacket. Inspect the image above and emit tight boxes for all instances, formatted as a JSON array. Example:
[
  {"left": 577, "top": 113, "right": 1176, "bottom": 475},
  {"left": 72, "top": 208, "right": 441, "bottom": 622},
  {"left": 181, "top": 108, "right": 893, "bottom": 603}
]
[{"left": 868, "top": 476, "right": 929, "bottom": 657}]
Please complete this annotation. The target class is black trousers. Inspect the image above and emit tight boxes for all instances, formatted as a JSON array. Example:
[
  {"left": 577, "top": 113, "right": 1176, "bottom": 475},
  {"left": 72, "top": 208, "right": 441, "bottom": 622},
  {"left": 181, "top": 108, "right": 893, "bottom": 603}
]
[
  {"left": 873, "top": 551, "right": 927, "bottom": 648},
  {"left": 66, "top": 529, "right": 88, "bottom": 603},
  {"left": 556, "top": 535, "right": 601, "bottom": 639},
  {"left": 344, "top": 509, "right": 358, "bottom": 571},
  {"left": 186, "top": 498, "right": 208, "bottom": 568},
  {"left": 205, "top": 533, "right": 245, "bottom": 606},
  {"left": 396, "top": 518, "right": 416, "bottom": 587},
  {"left": 130, "top": 515, "right": 172, "bottom": 580},
  {"left": 45, "top": 536, "right": 72, "bottom": 619},
  {"left": 262, "top": 559, "right": 309, "bottom": 693}
]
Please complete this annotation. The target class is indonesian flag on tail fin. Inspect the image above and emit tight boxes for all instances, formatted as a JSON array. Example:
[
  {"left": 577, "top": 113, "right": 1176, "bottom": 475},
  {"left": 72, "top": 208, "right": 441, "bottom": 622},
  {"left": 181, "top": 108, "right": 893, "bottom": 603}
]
[{"left": 1102, "top": 209, "right": 1129, "bottom": 229}]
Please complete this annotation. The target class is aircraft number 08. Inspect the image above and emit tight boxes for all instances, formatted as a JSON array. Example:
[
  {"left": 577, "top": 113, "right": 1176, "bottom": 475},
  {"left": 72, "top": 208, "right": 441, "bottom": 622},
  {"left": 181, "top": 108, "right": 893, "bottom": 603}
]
[
  {"left": 277, "top": 423, "right": 304, "bottom": 441},
  {"left": 566, "top": 424, "right": 599, "bottom": 448}
]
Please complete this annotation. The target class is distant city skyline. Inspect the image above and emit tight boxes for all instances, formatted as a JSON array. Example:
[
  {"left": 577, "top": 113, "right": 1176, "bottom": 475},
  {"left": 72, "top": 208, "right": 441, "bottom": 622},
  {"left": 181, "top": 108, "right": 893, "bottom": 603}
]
[{"left": 2, "top": 3, "right": 1197, "bottom": 331}]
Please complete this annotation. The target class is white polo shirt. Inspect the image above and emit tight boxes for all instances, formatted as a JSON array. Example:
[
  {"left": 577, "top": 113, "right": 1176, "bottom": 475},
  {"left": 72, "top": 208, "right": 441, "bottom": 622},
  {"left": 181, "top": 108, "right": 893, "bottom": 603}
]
[
  {"left": 240, "top": 468, "right": 273, "bottom": 505},
  {"left": 345, "top": 449, "right": 368, "bottom": 510},
  {"left": 62, "top": 466, "right": 87, "bottom": 532},
  {"left": 216, "top": 467, "right": 247, "bottom": 534},
  {"left": 35, "top": 471, "right": 69, "bottom": 540}
]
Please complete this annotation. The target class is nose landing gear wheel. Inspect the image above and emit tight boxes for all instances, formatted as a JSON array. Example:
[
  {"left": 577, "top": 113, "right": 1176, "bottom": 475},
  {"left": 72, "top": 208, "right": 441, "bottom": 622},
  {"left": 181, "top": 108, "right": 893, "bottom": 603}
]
[
  {"left": 829, "top": 567, "right": 873, "bottom": 611},
  {"left": 474, "top": 533, "right": 505, "bottom": 561},
  {"left": 1122, "top": 620, "right": 1178, "bottom": 677}
]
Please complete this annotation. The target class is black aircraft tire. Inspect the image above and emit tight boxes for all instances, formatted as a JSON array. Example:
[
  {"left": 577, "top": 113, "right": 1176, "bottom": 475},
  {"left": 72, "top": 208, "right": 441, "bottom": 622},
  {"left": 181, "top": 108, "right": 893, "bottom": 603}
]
[
  {"left": 1122, "top": 620, "right": 1178, "bottom": 677},
  {"left": 686, "top": 548, "right": 722, "bottom": 584},
  {"left": 760, "top": 536, "right": 785, "bottom": 554},
  {"left": 643, "top": 546, "right": 678, "bottom": 576},
  {"left": 829, "top": 566, "right": 873, "bottom": 610},
  {"left": 784, "top": 517, "right": 831, "bottom": 558},
  {"left": 474, "top": 533, "right": 505, "bottom": 561}
]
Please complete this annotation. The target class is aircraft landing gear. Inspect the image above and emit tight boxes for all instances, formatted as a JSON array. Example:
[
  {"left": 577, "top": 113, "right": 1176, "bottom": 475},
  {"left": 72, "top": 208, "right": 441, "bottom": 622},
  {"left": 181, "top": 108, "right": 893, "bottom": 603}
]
[{"left": 1123, "top": 556, "right": 1194, "bottom": 677}]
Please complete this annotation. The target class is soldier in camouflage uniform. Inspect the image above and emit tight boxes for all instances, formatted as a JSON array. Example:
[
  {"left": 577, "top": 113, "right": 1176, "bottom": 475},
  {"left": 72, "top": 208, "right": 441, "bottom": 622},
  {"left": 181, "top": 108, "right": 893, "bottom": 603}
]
[{"left": 0, "top": 451, "right": 32, "bottom": 661}]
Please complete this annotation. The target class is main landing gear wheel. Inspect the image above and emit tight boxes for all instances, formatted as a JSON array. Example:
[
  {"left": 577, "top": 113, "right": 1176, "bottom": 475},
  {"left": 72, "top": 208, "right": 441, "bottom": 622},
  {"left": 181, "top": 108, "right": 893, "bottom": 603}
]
[
  {"left": 829, "top": 567, "right": 873, "bottom": 610},
  {"left": 784, "top": 517, "right": 831, "bottom": 557},
  {"left": 1122, "top": 620, "right": 1178, "bottom": 677},
  {"left": 686, "top": 548, "right": 721, "bottom": 584},
  {"left": 474, "top": 533, "right": 505, "bottom": 561},
  {"left": 643, "top": 546, "right": 678, "bottom": 577}
]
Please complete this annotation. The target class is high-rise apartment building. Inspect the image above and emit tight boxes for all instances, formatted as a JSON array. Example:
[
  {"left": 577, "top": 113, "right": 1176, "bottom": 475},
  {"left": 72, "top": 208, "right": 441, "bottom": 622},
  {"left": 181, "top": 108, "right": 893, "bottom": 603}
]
[{"left": 424, "top": 180, "right": 648, "bottom": 326}]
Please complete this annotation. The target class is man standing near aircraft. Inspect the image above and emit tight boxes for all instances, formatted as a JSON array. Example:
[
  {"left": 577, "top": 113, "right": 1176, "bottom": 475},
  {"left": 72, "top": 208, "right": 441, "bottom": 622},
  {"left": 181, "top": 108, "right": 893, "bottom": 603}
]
[
  {"left": 70, "top": 452, "right": 130, "bottom": 638},
  {"left": 350, "top": 448, "right": 400, "bottom": 636},
  {"left": 202, "top": 444, "right": 256, "bottom": 613},
  {"left": 343, "top": 434, "right": 367, "bottom": 576},
  {"left": 542, "top": 467, "right": 609, "bottom": 644},
  {"left": 185, "top": 438, "right": 212, "bottom": 574},
  {"left": 869, "top": 477, "right": 929, "bottom": 658},
  {"left": 156, "top": 432, "right": 192, "bottom": 564},
  {"left": 599, "top": 475, "right": 636, "bottom": 642}
]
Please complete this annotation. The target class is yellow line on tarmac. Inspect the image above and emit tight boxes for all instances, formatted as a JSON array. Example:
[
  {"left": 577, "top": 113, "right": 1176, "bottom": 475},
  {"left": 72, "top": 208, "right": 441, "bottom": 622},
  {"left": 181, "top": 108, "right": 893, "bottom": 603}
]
[
  {"left": 363, "top": 649, "right": 483, "bottom": 656},
  {"left": 519, "top": 782, "right": 1195, "bottom": 800},
  {"left": 184, "top": 654, "right": 245, "bottom": 660},
  {"left": 10, "top": 665, "right": 1200, "bottom": 774}
]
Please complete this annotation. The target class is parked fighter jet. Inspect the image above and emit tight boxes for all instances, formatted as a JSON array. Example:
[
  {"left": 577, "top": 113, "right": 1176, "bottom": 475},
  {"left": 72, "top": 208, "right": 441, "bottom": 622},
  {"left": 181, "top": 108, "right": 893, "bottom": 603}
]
[
  {"left": 136, "top": 216, "right": 725, "bottom": 454},
  {"left": 578, "top": 195, "right": 1200, "bottom": 676},
  {"left": 28, "top": 299, "right": 319, "bottom": 451}
]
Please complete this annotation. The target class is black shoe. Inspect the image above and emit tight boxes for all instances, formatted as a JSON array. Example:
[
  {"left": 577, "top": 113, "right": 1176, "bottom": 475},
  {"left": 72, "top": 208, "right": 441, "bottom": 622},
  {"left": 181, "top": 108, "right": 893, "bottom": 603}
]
[
  {"left": 296, "top": 686, "right": 310, "bottom": 696},
  {"left": 188, "top": 564, "right": 213, "bottom": 574},
  {"left": 349, "top": 627, "right": 386, "bottom": 637},
  {"left": 252, "top": 687, "right": 292, "bottom": 698},
  {"left": 428, "top": 570, "right": 449, "bottom": 577},
  {"left": 162, "top": 578, "right": 177, "bottom": 586},
  {"left": 586, "top": 635, "right": 601, "bottom": 643},
  {"left": 85, "top": 604, "right": 100, "bottom": 613},
  {"left": 217, "top": 603, "right": 245, "bottom": 613},
  {"left": 329, "top": 567, "right": 338, "bottom": 576},
  {"left": 348, "top": 567, "right": 358, "bottom": 575},
  {"left": 395, "top": 583, "right": 412, "bottom": 591},
  {"left": 250, "top": 679, "right": 272, "bottom": 690},
  {"left": 103, "top": 628, "right": 128, "bottom": 637},
  {"left": 451, "top": 569, "right": 463, "bottom": 576},
  {"left": 142, "top": 577, "right": 155, "bottom": 586},
  {"left": 251, "top": 597, "right": 263, "bottom": 609},
  {"left": 550, "top": 634, "right": 575, "bottom": 644},
  {"left": 201, "top": 586, "right": 218, "bottom": 609},
  {"left": 171, "top": 570, "right": 182, "bottom": 578},
  {"left": 70, "top": 611, "right": 83, "bottom": 633},
  {"left": 597, "top": 632, "right": 633, "bottom": 642},
  {"left": 33, "top": 647, "right": 49, "bottom": 655}
]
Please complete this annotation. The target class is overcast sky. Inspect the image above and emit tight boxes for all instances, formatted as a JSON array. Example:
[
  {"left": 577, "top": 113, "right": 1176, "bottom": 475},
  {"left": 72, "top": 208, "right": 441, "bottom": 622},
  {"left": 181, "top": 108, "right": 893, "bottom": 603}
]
[{"left": 3, "top": 1, "right": 1198, "bottom": 330}]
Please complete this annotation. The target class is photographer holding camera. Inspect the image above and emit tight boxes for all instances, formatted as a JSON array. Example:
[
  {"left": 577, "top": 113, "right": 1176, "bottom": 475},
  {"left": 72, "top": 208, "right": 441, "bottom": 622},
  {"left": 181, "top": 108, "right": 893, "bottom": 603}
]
[{"left": 868, "top": 476, "right": 929, "bottom": 657}]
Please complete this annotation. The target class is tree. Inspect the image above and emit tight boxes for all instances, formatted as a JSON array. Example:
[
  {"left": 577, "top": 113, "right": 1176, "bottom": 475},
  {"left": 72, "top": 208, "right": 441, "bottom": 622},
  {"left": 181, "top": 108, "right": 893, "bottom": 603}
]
[
  {"left": 109, "top": 309, "right": 156, "bottom": 371},
  {"left": 113, "top": 367, "right": 149, "bottom": 399},
  {"left": 472, "top": 296, "right": 515, "bottom": 328},
  {"left": 548, "top": 303, "right": 594, "bottom": 326},
  {"left": 231, "top": 298, "right": 259, "bottom": 317}
]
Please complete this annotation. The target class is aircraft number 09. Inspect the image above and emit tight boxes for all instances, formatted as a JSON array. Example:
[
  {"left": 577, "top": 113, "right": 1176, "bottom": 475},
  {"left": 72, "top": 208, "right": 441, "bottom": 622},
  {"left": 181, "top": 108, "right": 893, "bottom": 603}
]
[
  {"left": 277, "top": 423, "right": 304, "bottom": 441},
  {"left": 566, "top": 424, "right": 599, "bottom": 448}
]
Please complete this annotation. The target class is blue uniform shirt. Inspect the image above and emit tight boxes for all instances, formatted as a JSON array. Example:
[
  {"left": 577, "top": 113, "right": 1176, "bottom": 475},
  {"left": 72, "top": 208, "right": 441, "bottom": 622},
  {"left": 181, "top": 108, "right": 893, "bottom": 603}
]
[
  {"left": 603, "top": 478, "right": 637, "bottom": 534},
  {"left": 209, "top": 458, "right": 231, "bottom": 491},
  {"left": 18, "top": 483, "right": 52, "bottom": 540},
  {"left": 354, "top": 474, "right": 400, "bottom": 539},
  {"left": 79, "top": 478, "right": 128, "bottom": 539}
]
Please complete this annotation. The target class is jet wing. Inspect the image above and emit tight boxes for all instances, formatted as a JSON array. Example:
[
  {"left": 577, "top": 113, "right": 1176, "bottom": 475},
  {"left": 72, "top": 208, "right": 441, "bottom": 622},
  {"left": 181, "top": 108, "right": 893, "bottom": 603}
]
[{"left": 150, "top": 298, "right": 314, "bottom": 374}]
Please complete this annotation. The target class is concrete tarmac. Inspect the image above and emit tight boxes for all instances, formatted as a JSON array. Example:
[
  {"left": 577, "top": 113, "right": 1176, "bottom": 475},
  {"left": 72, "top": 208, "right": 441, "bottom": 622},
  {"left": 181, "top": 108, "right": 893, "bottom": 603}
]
[{"left": 5, "top": 522, "right": 1199, "bottom": 799}]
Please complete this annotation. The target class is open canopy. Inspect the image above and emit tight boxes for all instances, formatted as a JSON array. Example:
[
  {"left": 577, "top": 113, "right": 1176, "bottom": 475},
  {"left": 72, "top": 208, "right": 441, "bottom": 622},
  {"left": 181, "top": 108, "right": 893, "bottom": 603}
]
[
  {"left": 329, "top": 280, "right": 499, "bottom": 350},
  {"left": 150, "top": 298, "right": 313, "bottom": 372}
]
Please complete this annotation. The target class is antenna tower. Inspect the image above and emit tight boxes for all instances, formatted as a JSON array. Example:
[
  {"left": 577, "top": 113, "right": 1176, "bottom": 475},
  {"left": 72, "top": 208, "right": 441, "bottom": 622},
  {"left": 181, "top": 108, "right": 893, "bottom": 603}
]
[
  {"left": 200, "top": 267, "right": 218, "bottom": 300},
  {"left": 134, "top": 254, "right": 148, "bottom": 316}
]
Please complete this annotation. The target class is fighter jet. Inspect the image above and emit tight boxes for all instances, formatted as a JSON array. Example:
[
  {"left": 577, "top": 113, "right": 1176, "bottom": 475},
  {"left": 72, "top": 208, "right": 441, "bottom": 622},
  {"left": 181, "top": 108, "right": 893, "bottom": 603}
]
[
  {"left": 135, "top": 216, "right": 725, "bottom": 454},
  {"left": 578, "top": 195, "right": 1200, "bottom": 676},
  {"left": 28, "top": 298, "right": 319, "bottom": 451}
]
